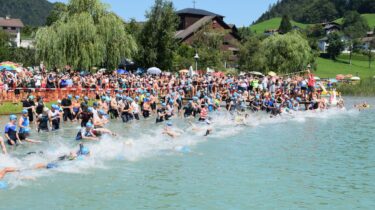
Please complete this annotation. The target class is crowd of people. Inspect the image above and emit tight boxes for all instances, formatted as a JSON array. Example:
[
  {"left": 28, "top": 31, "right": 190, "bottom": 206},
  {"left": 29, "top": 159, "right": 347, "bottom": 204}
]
[{"left": 0, "top": 67, "right": 346, "bottom": 183}]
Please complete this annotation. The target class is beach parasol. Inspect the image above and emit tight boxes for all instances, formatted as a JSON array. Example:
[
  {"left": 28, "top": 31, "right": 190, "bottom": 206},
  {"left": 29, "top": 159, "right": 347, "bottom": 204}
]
[
  {"left": 350, "top": 76, "right": 360, "bottom": 81},
  {"left": 0, "top": 61, "right": 20, "bottom": 71},
  {"left": 117, "top": 69, "right": 128, "bottom": 75},
  {"left": 249, "top": 71, "right": 264, "bottom": 77},
  {"left": 314, "top": 76, "right": 321, "bottom": 81},
  {"left": 336, "top": 74, "right": 345, "bottom": 80},
  {"left": 345, "top": 74, "right": 353, "bottom": 78},
  {"left": 147, "top": 67, "right": 162, "bottom": 75},
  {"left": 179, "top": 69, "right": 189, "bottom": 74},
  {"left": 268, "top": 71, "right": 277, "bottom": 77}
]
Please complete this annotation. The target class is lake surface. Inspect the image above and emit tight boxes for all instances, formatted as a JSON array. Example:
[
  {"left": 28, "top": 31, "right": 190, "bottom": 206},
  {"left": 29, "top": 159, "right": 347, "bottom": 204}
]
[{"left": 0, "top": 97, "right": 374, "bottom": 210}]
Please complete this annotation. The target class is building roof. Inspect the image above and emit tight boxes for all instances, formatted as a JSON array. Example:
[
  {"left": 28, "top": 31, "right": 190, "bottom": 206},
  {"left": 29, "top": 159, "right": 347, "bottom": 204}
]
[
  {"left": 176, "top": 8, "right": 223, "bottom": 18},
  {"left": 175, "top": 16, "right": 215, "bottom": 40},
  {"left": 0, "top": 18, "right": 24, "bottom": 28}
]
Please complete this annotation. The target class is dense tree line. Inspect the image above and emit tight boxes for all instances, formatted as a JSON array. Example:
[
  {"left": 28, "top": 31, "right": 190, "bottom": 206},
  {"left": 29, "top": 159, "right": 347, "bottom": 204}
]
[
  {"left": 0, "top": 0, "right": 53, "bottom": 26},
  {"left": 257, "top": 0, "right": 375, "bottom": 24}
]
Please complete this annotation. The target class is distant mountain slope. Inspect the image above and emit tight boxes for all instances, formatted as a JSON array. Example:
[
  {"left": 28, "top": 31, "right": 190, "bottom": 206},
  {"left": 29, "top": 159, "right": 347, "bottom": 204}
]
[
  {"left": 256, "top": 0, "right": 375, "bottom": 24},
  {"left": 251, "top": 14, "right": 375, "bottom": 34},
  {"left": 0, "top": 0, "right": 53, "bottom": 26}
]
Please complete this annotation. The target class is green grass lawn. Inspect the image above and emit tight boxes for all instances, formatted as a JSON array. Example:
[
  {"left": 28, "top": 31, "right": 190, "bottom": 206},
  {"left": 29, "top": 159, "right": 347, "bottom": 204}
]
[
  {"left": 250, "top": 17, "right": 309, "bottom": 33},
  {"left": 315, "top": 54, "right": 375, "bottom": 78},
  {"left": 252, "top": 14, "right": 375, "bottom": 34},
  {"left": 0, "top": 102, "right": 56, "bottom": 115},
  {"left": 334, "top": 14, "right": 375, "bottom": 29}
]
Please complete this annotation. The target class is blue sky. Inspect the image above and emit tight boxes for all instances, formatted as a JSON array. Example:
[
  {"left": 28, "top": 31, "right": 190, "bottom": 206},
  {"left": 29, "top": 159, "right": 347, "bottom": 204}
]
[{"left": 49, "top": 0, "right": 278, "bottom": 27}]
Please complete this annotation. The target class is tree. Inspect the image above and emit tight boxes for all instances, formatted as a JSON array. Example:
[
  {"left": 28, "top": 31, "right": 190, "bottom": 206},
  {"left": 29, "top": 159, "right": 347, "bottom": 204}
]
[
  {"left": 327, "top": 32, "right": 345, "bottom": 60},
  {"left": 0, "top": 29, "right": 11, "bottom": 61},
  {"left": 365, "top": 38, "right": 375, "bottom": 69},
  {"left": 261, "top": 31, "right": 315, "bottom": 74},
  {"left": 342, "top": 11, "right": 370, "bottom": 64},
  {"left": 46, "top": 2, "right": 67, "bottom": 26},
  {"left": 190, "top": 24, "right": 229, "bottom": 70},
  {"left": 238, "top": 36, "right": 265, "bottom": 72},
  {"left": 278, "top": 15, "right": 292, "bottom": 34},
  {"left": 136, "top": 0, "right": 178, "bottom": 70},
  {"left": 35, "top": 0, "right": 137, "bottom": 70}
]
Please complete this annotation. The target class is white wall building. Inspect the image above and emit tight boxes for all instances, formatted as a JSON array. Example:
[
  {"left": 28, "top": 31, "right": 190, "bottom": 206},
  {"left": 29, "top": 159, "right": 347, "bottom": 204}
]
[{"left": 0, "top": 16, "right": 24, "bottom": 47}]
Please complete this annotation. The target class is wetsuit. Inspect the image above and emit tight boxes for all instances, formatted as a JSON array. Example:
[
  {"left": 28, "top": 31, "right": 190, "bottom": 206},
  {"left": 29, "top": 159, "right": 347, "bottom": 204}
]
[
  {"left": 80, "top": 111, "right": 93, "bottom": 127},
  {"left": 50, "top": 109, "right": 60, "bottom": 130},
  {"left": 19, "top": 116, "right": 30, "bottom": 140},
  {"left": 61, "top": 98, "right": 73, "bottom": 121},
  {"left": 4, "top": 123, "right": 18, "bottom": 145},
  {"left": 22, "top": 99, "right": 35, "bottom": 122},
  {"left": 37, "top": 114, "right": 49, "bottom": 132}
]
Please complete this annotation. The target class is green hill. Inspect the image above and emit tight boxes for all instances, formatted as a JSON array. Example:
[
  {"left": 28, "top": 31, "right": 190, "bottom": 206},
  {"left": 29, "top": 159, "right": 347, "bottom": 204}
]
[
  {"left": 251, "top": 14, "right": 375, "bottom": 34},
  {"left": 257, "top": 0, "right": 375, "bottom": 24},
  {"left": 334, "top": 14, "right": 375, "bottom": 29},
  {"left": 0, "top": 0, "right": 53, "bottom": 26},
  {"left": 250, "top": 17, "right": 309, "bottom": 33}
]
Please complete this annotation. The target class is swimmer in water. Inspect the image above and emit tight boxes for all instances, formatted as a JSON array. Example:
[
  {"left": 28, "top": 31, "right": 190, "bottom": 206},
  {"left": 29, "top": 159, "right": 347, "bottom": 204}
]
[
  {"left": 162, "top": 122, "right": 180, "bottom": 138},
  {"left": 0, "top": 167, "right": 17, "bottom": 180},
  {"left": 354, "top": 102, "right": 370, "bottom": 111},
  {"left": 33, "top": 143, "right": 91, "bottom": 170},
  {"left": 189, "top": 121, "right": 213, "bottom": 136},
  {"left": 18, "top": 110, "right": 42, "bottom": 144},
  {"left": 76, "top": 122, "right": 115, "bottom": 141}
]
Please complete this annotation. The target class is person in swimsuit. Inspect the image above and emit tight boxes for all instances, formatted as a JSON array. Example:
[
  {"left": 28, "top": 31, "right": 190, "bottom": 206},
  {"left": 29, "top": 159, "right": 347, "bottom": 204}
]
[{"left": 18, "top": 109, "right": 41, "bottom": 144}]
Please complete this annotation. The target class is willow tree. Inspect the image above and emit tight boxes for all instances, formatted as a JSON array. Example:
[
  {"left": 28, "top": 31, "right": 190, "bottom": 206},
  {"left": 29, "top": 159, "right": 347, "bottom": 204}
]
[
  {"left": 261, "top": 31, "right": 315, "bottom": 74},
  {"left": 35, "top": 0, "right": 137, "bottom": 70}
]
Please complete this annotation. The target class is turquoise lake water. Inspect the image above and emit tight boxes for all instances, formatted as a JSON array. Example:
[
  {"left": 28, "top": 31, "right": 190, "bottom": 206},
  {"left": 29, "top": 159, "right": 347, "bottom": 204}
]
[{"left": 0, "top": 97, "right": 374, "bottom": 210}]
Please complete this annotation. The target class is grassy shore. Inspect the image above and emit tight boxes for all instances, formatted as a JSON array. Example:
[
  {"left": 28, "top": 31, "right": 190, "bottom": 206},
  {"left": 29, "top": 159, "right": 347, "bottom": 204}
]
[
  {"left": 337, "top": 77, "right": 375, "bottom": 96},
  {"left": 315, "top": 54, "right": 375, "bottom": 78},
  {"left": 0, "top": 102, "right": 56, "bottom": 115}
]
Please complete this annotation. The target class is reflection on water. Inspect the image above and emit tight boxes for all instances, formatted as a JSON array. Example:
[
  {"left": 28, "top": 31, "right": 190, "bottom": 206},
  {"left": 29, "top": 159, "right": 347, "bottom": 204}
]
[{"left": 0, "top": 97, "right": 374, "bottom": 210}]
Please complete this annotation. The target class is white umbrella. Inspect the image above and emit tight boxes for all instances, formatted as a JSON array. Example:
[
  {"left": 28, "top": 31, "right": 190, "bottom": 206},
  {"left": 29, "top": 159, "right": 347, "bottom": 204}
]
[
  {"left": 249, "top": 71, "right": 264, "bottom": 77},
  {"left": 189, "top": 66, "right": 194, "bottom": 77},
  {"left": 314, "top": 76, "right": 321, "bottom": 81},
  {"left": 350, "top": 76, "right": 360, "bottom": 81},
  {"left": 147, "top": 67, "right": 162, "bottom": 75}
]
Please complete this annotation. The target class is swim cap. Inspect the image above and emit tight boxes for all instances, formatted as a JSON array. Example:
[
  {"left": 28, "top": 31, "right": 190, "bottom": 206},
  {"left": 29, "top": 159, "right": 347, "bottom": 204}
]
[
  {"left": 135, "top": 96, "right": 139, "bottom": 101},
  {"left": 43, "top": 107, "right": 49, "bottom": 112},
  {"left": 9, "top": 114, "right": 17, "bottom": 121},
  {"left": 51, "top": 104, "right": 58, "bottom": 109},
  {"left": 87, "top": 107, "right": 93, "bottom": 112},
  {"left": 68, "top": 95, "right": 72, "bottom": 99},
  {"left": 22, "top": 109, "right": 28, "bottom": 114},
  {"left": 46, "top": 163, "right": 58, "bottom": 169},
  {"left": 29, "top": 95, "right": 34, "bottom": 100},
  {"left": 79, "top": 147, "right": 90, "bottom": 155},
  {"left": 93, "top": 102, "right": 98, "bottom": 107},
  {"left": 75, "top": 95, "right": 80, "bottom": 99},
  {"left": 162, "top": 103, "right": 166, "bottom": 107},
  {"left": 86, "top": 122, "right": 93, "bottom": 128},
  {"left": 167, "top": 122, "right": 172, "bottom": 126},
  {"left": 146, "top": 93, "right": 151, "bottom": 97},
  {"left": 144, "top": 98, "right": 150, "bottom": 102},
  {"left": 101, "top": 96, "right": 106, "bottom": 100},
  {"left": 98, "top": 110, "right": 106, "bottom": 115},
  {"left": 116, "top": 94, "right": 120, "bottom": 98},
  {"left": 84, "top": 96, "right": 89, "bottom": 101},
  {"left": 0, "top": 181, "right": 8, "bottom": 190},
  {"left": 169, "top": 99, "right": 174, "bottom": 104},
  {"left": 57, "top": 100, "right": 61, "bottom": 104}
]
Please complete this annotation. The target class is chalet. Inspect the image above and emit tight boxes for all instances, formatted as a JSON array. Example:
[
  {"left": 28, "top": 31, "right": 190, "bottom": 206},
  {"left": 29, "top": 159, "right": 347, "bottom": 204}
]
[
  {"left": 318, "top": 36, "right": 350, "bottom": 53},
  {"left": 175, "top": 8, "right": 240, "bottom": 66},
  {"left": 0, "top": 16, "right": 24, "bottom": 47},
  {"left": 322, "top": 22, "right": 340, "bottom": 35}
]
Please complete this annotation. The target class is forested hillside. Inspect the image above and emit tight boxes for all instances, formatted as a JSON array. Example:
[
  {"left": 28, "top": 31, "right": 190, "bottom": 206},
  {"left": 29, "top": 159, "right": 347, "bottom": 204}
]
[
  {"left": 256, "top": 0, "right": 375, "bottom": 24},
  {"left": 0, "top": 0, "right": 53, "bottom": 26}
]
